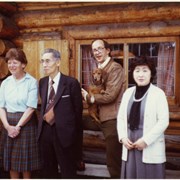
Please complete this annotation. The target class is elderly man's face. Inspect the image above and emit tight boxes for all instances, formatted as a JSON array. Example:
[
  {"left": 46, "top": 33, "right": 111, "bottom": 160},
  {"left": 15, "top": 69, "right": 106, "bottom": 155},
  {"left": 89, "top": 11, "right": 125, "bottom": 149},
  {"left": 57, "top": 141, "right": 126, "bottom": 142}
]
[{"left": 40, "top": 52, "right": 60, "bottom": 78}]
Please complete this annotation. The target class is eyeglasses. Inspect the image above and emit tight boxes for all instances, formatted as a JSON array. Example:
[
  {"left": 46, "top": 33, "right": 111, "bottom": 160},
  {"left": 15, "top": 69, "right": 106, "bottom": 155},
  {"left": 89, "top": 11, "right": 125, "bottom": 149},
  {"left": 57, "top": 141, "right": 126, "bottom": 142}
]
[
  {"left": 92, "top": 47, "right": 105, "bottom": 54},
  {"left": 40, "top": 59, "right": 55, "bottom": 64}
]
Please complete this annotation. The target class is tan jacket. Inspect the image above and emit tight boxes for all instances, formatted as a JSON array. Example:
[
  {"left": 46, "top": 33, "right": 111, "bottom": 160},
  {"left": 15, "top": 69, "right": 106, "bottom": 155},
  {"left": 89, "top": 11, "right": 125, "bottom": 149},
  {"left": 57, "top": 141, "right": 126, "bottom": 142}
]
[{"left": 94, "top": 59, "right": 125, "bottom": 122}]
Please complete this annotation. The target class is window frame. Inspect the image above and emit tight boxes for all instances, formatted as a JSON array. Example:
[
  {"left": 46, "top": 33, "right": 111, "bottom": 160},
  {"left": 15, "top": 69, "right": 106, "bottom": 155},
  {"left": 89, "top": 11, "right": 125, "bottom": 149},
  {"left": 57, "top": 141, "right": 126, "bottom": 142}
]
[{"left": 76, "top": 36, "right": 180, "bottom": 107}]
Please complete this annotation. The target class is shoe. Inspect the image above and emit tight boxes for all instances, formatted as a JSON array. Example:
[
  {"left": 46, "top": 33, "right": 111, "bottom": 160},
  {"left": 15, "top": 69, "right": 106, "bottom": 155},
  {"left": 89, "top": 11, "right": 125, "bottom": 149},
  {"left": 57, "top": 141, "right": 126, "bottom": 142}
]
[{"left": 77, "top": 160, "right": 85, "bottom": 171}]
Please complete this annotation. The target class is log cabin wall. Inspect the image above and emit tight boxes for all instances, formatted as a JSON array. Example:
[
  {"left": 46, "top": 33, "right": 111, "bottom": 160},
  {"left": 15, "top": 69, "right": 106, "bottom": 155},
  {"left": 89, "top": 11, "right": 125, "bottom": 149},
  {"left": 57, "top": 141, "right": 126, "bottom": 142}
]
[
  {"left": 0, "top": 2, "right": 18, "bottom": 81},
  {"left": 0, "top": 2, "right": 180, "bottom": 170}
]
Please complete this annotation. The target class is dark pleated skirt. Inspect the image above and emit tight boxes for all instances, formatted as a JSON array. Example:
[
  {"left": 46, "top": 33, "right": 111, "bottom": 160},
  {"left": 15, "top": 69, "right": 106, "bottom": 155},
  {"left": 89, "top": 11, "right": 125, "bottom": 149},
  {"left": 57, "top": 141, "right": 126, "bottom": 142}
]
[{"left": 0, "top": 112, "right": 41, "bottom": 172}]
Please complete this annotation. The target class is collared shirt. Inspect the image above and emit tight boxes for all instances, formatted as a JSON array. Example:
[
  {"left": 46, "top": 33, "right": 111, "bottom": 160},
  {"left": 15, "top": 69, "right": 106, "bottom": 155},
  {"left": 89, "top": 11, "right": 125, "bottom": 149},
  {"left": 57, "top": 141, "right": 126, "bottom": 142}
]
[
  {"left": 48, "top": 72, "right": 61, "bottom": 100},
  {"left": 0, "top": 73, "right": 38, "bottom": 113},
  {"left": 98, "top": 56, "right": 111, "bottom": 69}
]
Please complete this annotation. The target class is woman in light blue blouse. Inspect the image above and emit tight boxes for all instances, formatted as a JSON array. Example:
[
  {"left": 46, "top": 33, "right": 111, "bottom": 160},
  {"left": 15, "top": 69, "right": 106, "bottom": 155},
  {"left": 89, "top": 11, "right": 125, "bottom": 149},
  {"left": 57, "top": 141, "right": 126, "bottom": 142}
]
[{"left": 0, "top": 48, "right": 41, "bottom": 179}]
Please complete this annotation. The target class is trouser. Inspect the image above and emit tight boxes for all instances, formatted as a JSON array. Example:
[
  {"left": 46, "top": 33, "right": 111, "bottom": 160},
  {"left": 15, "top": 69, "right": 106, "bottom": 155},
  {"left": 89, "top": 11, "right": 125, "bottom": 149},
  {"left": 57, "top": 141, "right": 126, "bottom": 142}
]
[
  {"left": 100, "top": 119, "right": 122, "bottom": 178},
  {"left": 39, "top": 122, "right": 77, "bottom": 179}
]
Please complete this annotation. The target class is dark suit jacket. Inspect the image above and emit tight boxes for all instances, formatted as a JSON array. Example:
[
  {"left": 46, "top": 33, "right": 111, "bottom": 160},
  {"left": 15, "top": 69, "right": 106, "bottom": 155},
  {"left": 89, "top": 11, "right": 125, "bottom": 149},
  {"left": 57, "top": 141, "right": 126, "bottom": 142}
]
[{"left": 38, "top": 73, "right": 83, "bottom": 151}]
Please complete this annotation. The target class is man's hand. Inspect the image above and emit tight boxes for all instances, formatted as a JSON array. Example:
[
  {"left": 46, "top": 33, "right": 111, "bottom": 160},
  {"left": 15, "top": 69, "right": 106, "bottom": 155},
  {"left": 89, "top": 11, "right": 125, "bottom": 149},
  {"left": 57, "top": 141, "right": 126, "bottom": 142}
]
[{"left": 81, "top": 88, "right": 88, "bottom": 101}]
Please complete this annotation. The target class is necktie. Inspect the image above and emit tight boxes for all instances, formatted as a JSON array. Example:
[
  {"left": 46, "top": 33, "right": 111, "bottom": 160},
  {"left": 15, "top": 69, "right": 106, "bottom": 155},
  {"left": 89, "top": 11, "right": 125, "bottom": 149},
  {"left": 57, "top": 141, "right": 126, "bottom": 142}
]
[
  {"left": 46, "top": 80, "right": 55, "bottom": 111},
  {"left": 44, "top": 80, "right": 55, "bottom": 125}
]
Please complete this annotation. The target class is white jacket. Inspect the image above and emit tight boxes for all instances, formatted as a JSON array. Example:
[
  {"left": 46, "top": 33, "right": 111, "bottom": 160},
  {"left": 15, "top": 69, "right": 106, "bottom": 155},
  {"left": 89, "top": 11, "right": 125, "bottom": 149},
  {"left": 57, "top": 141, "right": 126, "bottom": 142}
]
[{"left": 117, "top": 84, "right": 169, "bottom": 163}]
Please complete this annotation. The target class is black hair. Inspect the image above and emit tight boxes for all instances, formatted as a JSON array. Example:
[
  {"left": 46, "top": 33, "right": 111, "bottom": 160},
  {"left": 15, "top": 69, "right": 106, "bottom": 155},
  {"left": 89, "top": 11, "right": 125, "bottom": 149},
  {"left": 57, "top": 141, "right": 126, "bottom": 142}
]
[{"left": 130, "top": 56, "right": 156, "bottom": 82}]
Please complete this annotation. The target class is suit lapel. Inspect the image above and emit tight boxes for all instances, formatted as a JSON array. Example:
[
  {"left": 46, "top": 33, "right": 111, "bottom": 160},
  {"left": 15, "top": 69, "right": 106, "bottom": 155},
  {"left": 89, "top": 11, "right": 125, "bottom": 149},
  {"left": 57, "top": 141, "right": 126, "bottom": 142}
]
[
  {"left": 54, "top": 74, "right": 66, "bottom": 106},
  {"left": 41, "top": 77, "right": 49, "bottom": 113}
]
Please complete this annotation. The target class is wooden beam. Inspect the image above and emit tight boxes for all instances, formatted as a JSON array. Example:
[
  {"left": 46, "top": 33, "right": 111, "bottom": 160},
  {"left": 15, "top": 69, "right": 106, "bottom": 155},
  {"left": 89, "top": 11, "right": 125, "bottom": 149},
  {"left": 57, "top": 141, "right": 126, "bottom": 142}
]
[
  {"left": 20, "top": 27, "right": 63, "bottom": 34},
  {"left": 0, "top": 56, "right": 8, "bottom": 79},
  {"left": 13, "top": 31, "right": 62, "bottom": 48},
  {"left": 15, "top": 3, "right": 180, "bottom": 28},
  {"left": 17, "top": 2, "right": 122, "bottom": 11},
  {"left": 0, "top": 2, "right": 17, "bottom": 16},
  {"left": 64, "top": 21, "right": 180, "bottom": 39},
  {"left": 83, "top": 130, "right": 105, "bottom": 149},
  {"left": 12, "top": 37, "right": 22, "bottom": 48},
  {"left": 0, "top": 15, "right": 19, "bottom": 38},
  {"left": 0, "top": 39, "right": 16, "bottom": 55},
  {"left": 18, "top": 20, "right": 180, "bottom": 40}
]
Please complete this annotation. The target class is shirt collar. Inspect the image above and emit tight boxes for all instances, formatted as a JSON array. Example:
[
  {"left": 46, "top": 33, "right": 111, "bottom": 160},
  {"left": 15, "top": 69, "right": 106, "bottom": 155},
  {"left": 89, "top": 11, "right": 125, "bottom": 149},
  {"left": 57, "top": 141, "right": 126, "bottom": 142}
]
[
  {"left": 10, "top": 72, "right": 29, "bottom": 83},
  {"left": 98, "top": 56, "right": 111, "bottom": 69},
  {"left": 49, "top": 72, "right": 61, "bottom": 85}
]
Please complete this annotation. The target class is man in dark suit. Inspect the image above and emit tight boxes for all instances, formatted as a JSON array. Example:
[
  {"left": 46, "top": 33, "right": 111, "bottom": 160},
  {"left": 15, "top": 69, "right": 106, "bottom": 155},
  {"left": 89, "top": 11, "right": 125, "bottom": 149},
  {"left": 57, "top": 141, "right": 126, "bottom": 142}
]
[{"left": 38, "top": 48, "right": 83, "bottom": 178}]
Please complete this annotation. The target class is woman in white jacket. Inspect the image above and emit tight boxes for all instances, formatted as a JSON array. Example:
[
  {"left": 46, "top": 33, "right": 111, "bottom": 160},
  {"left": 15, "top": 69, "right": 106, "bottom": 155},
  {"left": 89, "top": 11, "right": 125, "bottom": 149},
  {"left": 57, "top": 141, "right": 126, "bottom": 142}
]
[{"left": 117, "top": 57, "right": 169, "bottom": 179}]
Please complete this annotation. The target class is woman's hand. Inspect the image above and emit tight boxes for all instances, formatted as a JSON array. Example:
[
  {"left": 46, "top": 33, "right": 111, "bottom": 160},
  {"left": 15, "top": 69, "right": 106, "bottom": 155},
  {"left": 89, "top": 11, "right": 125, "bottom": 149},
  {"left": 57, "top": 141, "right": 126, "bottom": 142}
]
[
  {"left": 6, "top": 125, "right": 20, "bottom": 138},
  {"left": 133, "top": 138, "right": 147, "bottom": 151},
  {"left": 121, "top": 137, "right": 134, "bottom": 150}
]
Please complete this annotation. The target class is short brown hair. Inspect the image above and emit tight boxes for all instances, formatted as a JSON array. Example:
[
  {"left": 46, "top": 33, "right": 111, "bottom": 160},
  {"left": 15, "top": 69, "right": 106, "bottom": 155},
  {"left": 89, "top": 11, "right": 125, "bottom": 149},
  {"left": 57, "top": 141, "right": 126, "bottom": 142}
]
[{"left": 5, "top": 48, "right": 28, "bottom": 65}]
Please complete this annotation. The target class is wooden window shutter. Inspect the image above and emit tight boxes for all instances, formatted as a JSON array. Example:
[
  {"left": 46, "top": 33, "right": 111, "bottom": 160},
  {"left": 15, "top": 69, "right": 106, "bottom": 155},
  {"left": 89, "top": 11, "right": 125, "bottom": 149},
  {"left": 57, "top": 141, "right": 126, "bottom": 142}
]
[{"left": 23, "top": 39, "right": 69, "bottom": 80}]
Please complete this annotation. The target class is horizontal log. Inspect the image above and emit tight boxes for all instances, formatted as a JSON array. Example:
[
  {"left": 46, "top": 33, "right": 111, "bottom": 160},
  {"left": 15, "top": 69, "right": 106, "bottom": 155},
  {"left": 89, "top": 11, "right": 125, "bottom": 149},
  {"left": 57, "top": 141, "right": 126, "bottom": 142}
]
[
  {"left": 170, "top": 113, "right": 180, "bottom": 121},
  {"left": 64, "top": 20, "right": 180, "bottom": 39},
  {"left": 17, "top": 20, "right": 180, "bottom": 45},
  {"left": 12, "top": 31, "right": 62, "bottom": 48},
  {"left": 0, "top": 39, "right": 16, "bottom": 55},
  {"left": 166, "top": 129, "right": 180, "bottom": 136},
  {"left": 165, "top": 135, "right": 180, "bottom": 153},
  {"left": 0, "top": 15, "right": 19, "bottom": 39},
  {"left": 12, "top": 37, "right": 23, "bottom": 48},
  {"left": 17, "top": 2, "right": 120, "bottom": 11},
  {"left": 20, "top": 26, "right": 63, "bottom": 34},
  {"left": 169, "top": 121, "right": 180, "bottom": 129},
  {"left": 0, "top": 56, "right": 8, "bottom": 79},
  {"left": 15, "top": 3, "right": 180, "bottom": 28},
  {"left": 83, "top": 130, "right": 105, "bottom": 149},
  {"left": 0, "top": 2, "right": 17, "bottom": 16}
]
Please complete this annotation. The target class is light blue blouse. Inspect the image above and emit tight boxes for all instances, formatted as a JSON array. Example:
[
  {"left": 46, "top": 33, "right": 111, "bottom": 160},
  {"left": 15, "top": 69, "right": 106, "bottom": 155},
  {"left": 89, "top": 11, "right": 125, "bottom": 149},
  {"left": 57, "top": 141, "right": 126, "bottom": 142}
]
[{"left": 0, "top": 73, "right": 38, "bottom": 113}]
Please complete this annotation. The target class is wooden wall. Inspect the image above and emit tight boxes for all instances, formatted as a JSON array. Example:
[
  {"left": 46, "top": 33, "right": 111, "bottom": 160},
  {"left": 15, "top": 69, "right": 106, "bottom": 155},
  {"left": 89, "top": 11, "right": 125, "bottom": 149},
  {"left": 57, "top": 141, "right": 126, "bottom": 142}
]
[
  {"left": 0, "top": 2, "right": 180, "bottom": 169},
  {"left": 0, "top": 3, "right": 18, "bottom": 80},
  {"left": 13, "top": 2, "right": 180, "bottom": 79},
  {"left": 13, "top": 3, "right": 180, "bottom": 118}
]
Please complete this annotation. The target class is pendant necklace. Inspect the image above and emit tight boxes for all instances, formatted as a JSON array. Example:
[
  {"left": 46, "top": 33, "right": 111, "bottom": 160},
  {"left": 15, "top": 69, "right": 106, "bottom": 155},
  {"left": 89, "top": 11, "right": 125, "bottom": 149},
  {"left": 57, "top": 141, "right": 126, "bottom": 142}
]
[{"left": 133, "top": 88, "right": 149, "bottom": 102}]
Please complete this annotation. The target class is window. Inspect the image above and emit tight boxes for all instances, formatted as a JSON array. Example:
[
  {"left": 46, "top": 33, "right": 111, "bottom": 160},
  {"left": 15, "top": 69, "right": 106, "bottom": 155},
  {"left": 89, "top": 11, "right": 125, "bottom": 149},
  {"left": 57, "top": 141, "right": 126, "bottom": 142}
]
[
  {"left": 77, "top": 37, "right": 179, "bottom": 106},
  {"left": 128, "top": 42, "right": 175, "bottom": 97}
]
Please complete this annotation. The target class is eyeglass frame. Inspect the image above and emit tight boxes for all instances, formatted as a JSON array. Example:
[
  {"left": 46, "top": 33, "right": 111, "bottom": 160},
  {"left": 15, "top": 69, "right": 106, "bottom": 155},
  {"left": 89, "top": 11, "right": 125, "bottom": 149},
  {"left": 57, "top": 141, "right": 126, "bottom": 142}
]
[
  {"left": 40, "top": 58, "right": 57, "bottom": 64},
  {"left": 92, "top": 47, "right": 105, "bottom": 54}
]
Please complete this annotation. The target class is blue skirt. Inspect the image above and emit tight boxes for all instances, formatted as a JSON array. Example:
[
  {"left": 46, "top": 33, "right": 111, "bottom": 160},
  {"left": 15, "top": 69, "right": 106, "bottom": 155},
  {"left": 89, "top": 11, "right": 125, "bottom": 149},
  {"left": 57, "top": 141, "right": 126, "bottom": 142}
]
[{"left": 0, "top": 112, "right": 41, "bottom": 172}]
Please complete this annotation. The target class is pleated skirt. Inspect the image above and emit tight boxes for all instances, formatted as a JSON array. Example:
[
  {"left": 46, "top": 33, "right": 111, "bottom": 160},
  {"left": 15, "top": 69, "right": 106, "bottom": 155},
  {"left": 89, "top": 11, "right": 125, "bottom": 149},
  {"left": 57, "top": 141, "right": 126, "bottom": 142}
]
[
  {"left": 120, "top": 127, "right": 165, "bottom": 179},
  {"left": 0, "top": 112, "right": 41, "bottom": 172}
]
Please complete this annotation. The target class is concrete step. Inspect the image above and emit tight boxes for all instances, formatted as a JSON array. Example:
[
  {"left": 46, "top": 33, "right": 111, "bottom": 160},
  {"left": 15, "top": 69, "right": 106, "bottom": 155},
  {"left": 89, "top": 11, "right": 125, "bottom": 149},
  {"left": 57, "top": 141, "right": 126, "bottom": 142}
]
[{"left": 77, "top": 163, "right": 180, "bottom": 179}]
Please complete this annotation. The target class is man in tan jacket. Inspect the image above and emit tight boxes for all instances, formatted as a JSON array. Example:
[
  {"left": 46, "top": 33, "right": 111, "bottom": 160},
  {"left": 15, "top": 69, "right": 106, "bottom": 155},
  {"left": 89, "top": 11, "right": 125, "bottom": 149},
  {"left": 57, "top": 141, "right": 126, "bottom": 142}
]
[{"left": 82, "top": 39, "right": 125, "bottom": 178}]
